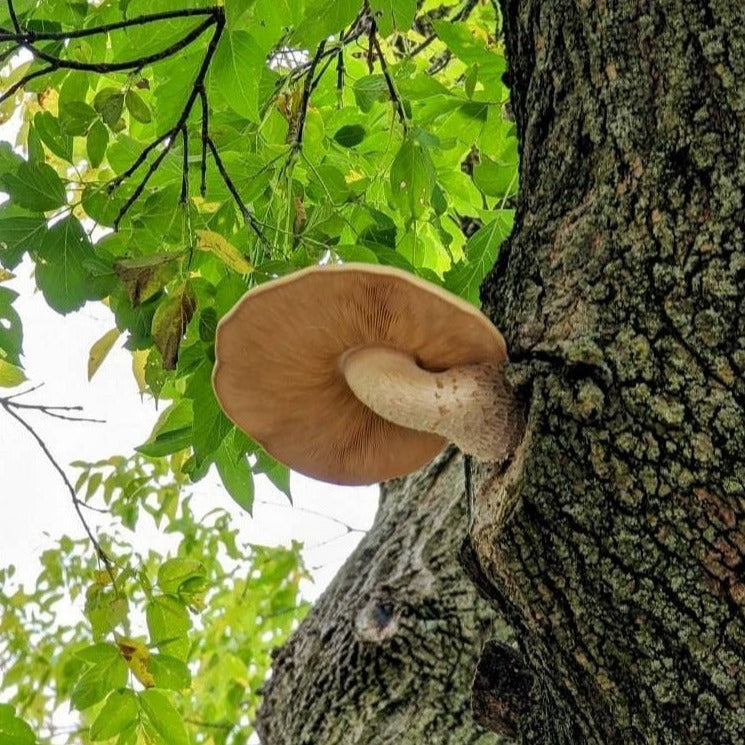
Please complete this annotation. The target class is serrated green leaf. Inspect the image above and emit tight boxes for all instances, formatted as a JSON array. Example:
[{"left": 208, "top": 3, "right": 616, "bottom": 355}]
[
  {"left": 89, "top": 689, "right": 138, "bottom": 741},
  {"left": 0, "top": 210, "right": 47, "bottom": 269},
  {"left": 2, "top": 161, "right": 67, "bottom": 212},
  {"left": 138, "top": 689, "right": 190, "bottom": 745},
  {"left": 35, "top": 217, "right": 94, "bottom": 314}
]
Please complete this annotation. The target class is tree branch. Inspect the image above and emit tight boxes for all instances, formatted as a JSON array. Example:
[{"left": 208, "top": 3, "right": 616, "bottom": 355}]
[
  {"left": 0, "top": 7, "right": 218, "bottom": 43},
  {"left": 0, "top": 389, "right": 116, "bottom": 584},
  {"left": 369, "top": 21, "right": 408, "bottom": 132}
]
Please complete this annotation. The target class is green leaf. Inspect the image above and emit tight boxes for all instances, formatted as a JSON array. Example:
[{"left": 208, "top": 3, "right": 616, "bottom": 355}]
[
  {"left": 32, "top": 112, "right": 73, "bottom": 162},
  {"left": 76, "top": 642, "right": 120, "bottom": 664},
  {"left": 36, "top": 217, "right": 93, "bottom": 314},
  {"left": 71, "top": 654, "right": 128, "bottom": 710},
  {"left": 0, "top": 286, "right": 23, "bottom": 364},
  {"left": 86, "top": 119, "right": 109, "bottom": 168},
  {"left": 59, "top": 100, "right": 98, "bottom": 136},
  {"left": 94, "top": 87, "right": 125, "bottom": 127},
  {"left": 125, "top": 89, "right": 152, "bottom": 123},
  {"left": 369, "top": 0, "right": 416, "bottom": 36},
  {"left": 0, "top": 359, "right": 26, "bottom": 388},
  {"left": 137, "top": 400, "right": 193, "bottom": 458},
  {"left": 215, "top": 430, "right": 254, "bottom": 511},
  {"left": 151, "top": 283, "right": 197, "bottom": 371},
  {"left": 353, "top": 75, "right": 388, "bottom": 111},
  {"left": 473, "top": 153, "right": 519, "bottom": 198},
  {"left": 211, "top": 31, "right": 266, "bottom": 122},
  {"left": 146, "top": 595, "right": 191, "bottom": 659},
  {"left": 333, "top": 124, "right": 366, "bottom": 148},
  {"left": 444, "top": 211, "right": 514, "bottom": 305},
  {"left": 432, "top": 20, "right": 506, "bottom": 87},
  {"left": 149, "top": 655, "right": 191, "bottom": 691},
  {"left": 0, "top": 703, "right": 36, "bottom": 745},
  {"left": 157, "top": 558, "right": 206, "bottom": 595},
  {"left": 390, "top": 138, "right": 435, "bottom": 219},
  {"left": 0, "top": 209, "right": 47, "bottom": 269},
  {"left": 295, "top": 0, "right": 358, "bottom": 47},
  {"left": 2, "top": 161, "right": 67, "bottom": 212},
  {"left": 186, "top": 362, "right": 233, "bottom": 467},
  {"left": 138, "top": 689, "right": 190, "bottom": 745},
  {"left": 89, "top": 689, "right": 138, "bottom": 741}
]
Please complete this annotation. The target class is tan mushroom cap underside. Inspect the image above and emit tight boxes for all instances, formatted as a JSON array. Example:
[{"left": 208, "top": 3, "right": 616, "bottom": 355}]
[{"left": 213, "top": 263, "right": 507, "bottom": 485}]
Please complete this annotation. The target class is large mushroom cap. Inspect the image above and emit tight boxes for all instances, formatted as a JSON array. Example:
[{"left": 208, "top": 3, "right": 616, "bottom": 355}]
[{"left": 213, "top": 263, "right": 507, "bottom": 485}]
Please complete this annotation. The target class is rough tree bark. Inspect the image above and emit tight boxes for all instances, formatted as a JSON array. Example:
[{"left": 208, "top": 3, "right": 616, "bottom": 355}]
[
  {"left": 259, "top": 2, "right": 745, "bottom": 744},
  {"left": 256, "top": 449, "right": 508, "bottom": 744},
  {"left": 471, "top": 1, "right": 745, "bottom": 743}
]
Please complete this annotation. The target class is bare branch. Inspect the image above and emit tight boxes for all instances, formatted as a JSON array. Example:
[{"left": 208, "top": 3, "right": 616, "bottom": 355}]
[{"left": 0, "top": 392, "right": 116, "bottom": 584}]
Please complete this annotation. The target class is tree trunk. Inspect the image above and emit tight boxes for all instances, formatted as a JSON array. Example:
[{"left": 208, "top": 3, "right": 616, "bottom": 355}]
[
  {"left": 256, "top": 449, "right": 508, "bottom": 744},
  {"left": 470, "top": 1, "right": 745, "bottom": 743},
  {"left": 258, "top": 2, "right": 744, "bottom": 743}
]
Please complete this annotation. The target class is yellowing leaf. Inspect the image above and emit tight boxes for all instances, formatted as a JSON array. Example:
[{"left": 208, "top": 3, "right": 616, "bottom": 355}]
[
  {"left": 151, "top": 283, "right": 197, "bottom": 371},
  {"left": 0, "top": 359, "right": 26, "bottom": 388},
  {"left": 87, "top": 327, "right": 121, "bottom": 381},
  {"left": 196, "top": 230, "right": 253, "bottom": 274},
  {"left": 132, "top": 348, "right": 148, "bottom": 393},
  {"left": 0, "top": 269, "right": 15, "bottom": 282},
  {"left": 116, "top": 637, "right": 155, "bottom": 688},
  {"left": 113, "top": 252, "right": 183, "bottom": 307}
]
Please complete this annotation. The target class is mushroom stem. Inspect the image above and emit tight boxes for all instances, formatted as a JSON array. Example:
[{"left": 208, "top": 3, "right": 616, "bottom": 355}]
[{"left": 340, "top": 345, "right": 524, "bottom": 462}]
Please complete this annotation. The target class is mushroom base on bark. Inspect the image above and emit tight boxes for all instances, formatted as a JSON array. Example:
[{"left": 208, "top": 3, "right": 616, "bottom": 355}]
[{"left": 341, "top": 345, "right": 525, "bottom": 462}]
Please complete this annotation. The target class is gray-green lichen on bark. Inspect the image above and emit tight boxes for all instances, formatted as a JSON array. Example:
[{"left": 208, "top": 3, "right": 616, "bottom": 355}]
[
  {"left": 256, "top": 449, "right": 508, "bottom": 744},
  {"left": 471, "top": 1, "right": 745, "bottom": 742}
]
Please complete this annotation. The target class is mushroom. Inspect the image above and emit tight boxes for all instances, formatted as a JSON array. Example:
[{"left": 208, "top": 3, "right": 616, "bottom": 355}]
[{"left": 212, "top": 263, "right": 524, "bottom": 485}]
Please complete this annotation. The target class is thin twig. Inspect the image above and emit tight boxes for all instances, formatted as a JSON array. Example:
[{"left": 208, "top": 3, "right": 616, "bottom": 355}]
[
  {"left": 293, "top": 40, "right": 326, "bottom": 149},
  {"left": 179, "top": 125, "right": 189, "bottom": 204},
  {"left": 0, "top": 7, "right": 218, "bottom": 43},
  {"left": 369, "top": 21, "right": 408, "bottom": 132},
  {"left": 111, "top": 10, "right": 225, "bottom": 227},
  {"left": 15, "top": 16, "right": 215, "bottom": 74},
  {"left": 198, "top": 86, "right": 208, "bottom": 197},
  {"left": 0, "top": 394, "right": 117, "bottom": 584},
  {"left": 205, "top": 136, "right": 270, "bottom": 249}
]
